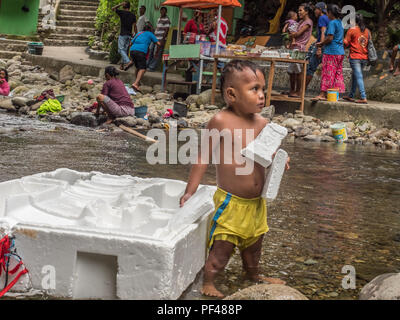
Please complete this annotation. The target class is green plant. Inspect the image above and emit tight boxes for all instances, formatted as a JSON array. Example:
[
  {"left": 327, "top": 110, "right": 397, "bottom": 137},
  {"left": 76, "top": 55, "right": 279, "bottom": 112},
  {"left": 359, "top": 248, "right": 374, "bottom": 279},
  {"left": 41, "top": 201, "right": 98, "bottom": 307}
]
[{"left": 109, "top": 37, "right": 121, "bottom": 64}]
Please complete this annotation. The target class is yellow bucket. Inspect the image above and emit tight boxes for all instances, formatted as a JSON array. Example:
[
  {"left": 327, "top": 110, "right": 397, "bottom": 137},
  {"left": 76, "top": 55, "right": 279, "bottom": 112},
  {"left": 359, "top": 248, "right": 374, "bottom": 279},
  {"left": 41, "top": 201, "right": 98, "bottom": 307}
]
[
  {"left": 330, "top": 123, "right": 348, "bottom": 142},
  {"left": 327, "top": 88, "right": 339, "bottom": 102}
]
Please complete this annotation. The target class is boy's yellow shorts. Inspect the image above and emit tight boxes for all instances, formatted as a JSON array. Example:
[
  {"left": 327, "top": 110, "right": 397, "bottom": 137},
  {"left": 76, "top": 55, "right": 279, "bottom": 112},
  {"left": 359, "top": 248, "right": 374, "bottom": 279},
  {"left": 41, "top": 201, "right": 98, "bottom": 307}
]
[{"left": 208, "top": 188, "right": 269, "bottom": 252}]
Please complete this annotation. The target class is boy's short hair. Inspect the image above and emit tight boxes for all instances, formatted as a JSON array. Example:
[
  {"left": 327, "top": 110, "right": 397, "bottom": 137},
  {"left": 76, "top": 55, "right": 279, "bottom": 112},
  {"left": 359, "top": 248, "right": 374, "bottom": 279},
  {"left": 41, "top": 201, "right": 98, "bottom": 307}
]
[
  {"left": 220, "top": 60, "right": 264, "bottom": 99},
  {"left": 123, "top": 1, "right": 130, "bottom": 9}
]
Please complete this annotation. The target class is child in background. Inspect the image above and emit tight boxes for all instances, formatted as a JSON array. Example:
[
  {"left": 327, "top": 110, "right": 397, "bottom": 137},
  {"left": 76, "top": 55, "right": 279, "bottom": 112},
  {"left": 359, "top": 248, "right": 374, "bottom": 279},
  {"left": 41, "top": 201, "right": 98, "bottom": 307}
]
[
  {"left": 282, "top": 11, "right": 299, "bottom": 48},
  {"left": 0, "top": 69, "right": 10, "bottom": 96},
  {"left": 180, "top": 60, "right": 288, "bottom": 298}
]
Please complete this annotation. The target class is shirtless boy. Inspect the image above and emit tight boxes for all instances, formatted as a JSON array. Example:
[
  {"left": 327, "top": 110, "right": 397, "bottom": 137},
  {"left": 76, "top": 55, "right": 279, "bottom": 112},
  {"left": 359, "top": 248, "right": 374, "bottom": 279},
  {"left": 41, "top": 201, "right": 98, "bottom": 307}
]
[{"left": 180, "top": 60, "right": 287, "bottom": 298}]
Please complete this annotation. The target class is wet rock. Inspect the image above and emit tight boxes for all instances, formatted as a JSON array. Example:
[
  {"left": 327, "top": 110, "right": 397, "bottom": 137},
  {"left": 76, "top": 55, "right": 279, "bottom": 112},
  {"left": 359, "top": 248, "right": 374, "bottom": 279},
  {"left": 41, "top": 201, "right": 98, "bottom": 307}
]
[
  {"left": 186, "top": 94, "right": 199, "bottom": 105},
  {"left": 152, "top": 84, "right": 162, "bottom": 92},
  {"left": 0, "top": 59, "right": 6, "bottom": 69},
  {"left": 80, "top": 81, "right": 95, "bottom": 91},
  {"left": 18, "top": 106, "right": 30, "bottom": 115},
  {"left": 282, "top": 118, "right": 303, "bottom": 130},
  {"left": 303, "top": 135, "right": 321, "bottom": 142},
  {"left": 224, "top": 284, "right": 308, "bottom": 300},
  {"left": 30, "top": 101, "right": 42, "bottom": 111},
  {"left": 261, "top": 105, "right": 275, "bottom": 119},
  {"left": 21, "top": 72, "right": 48, "bottom": 83},
  {"left": 148, "top": 114, "right": 161, "bottom": 124},
  {"left": 359, "top": 273, "right": 400, "bottom": 300},
  {"left": 0, "top": 127, "right": 18, "bottom": 134},
  {"left": 0, "top": 99, "right": 16, "bottom": 112},
  {"left": 70, "top": 112, "right": 97, "bottom": 127},
  {"left": 320, "top": 136, "right": 336, "bottom": 143},
  {"left": 177, "top": 119, "right": 188, "bottom": 128},
  {"left": 140, "top": 85, "right": 153, "bottom": 94},
  {"left": 369, "top": 128, "right": 390, "bottom": 139},
  {"left": 155, "top": 92, "right": 170, "bottom": 100},
  {"left": 304, "top": 259, "right": 318, "bottom": 265},
  {"left": 303, "top": 115, "right": 314, "bottom": 122},
  {"left": 358, "top": 122, "right": 370, "bottom": 132},
  {"left": 114, "top": 116, "right": 137, "bottom": 127},
  {"left": 205, "top": 104, "right": 219, "bottom": 110},
  {"left": 383, "top": 140, "right": 399, "bottom": 149},
  {"left": 295, "top": 127, "right": 312, "bottom": 137},
  {"left": 47, "top": 115, "right": 69, "bottom": 124},
  {"left": 59, "top": 65, "right": 75, "bottom": 83},
  {"left": 12, "top": 97, "right": 29, "bottom": 108},
  {"left": 196, "top": 89, "right": 224, "bottom": 107}
]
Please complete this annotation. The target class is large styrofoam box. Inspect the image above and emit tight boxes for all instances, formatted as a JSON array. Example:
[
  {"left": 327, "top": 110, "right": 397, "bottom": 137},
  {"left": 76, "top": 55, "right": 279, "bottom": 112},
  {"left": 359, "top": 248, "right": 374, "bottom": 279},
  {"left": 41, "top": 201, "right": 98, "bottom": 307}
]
[{"left": 0, "top": 169, "right": 216, "bottom": 300}]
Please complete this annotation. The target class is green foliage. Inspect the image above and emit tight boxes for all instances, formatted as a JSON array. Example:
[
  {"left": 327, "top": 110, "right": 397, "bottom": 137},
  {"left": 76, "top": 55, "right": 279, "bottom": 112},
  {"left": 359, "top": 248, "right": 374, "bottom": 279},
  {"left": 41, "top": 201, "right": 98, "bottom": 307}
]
[
  {"left": 387, "top": 26, "right": 400, "bottom": 47},
  {"left": 95, "top": 0, "right": 139, "bottom": 50},
  {"left": 356, "top": 9, "right": 376, "bottom": 18},
  {"left": 109, "top": 37, "right": 121, "bottom": 64}
]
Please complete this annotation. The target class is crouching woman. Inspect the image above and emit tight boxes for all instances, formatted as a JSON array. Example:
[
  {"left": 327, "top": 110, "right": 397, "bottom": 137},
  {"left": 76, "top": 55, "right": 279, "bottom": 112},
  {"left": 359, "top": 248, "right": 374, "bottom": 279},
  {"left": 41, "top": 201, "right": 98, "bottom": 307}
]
[{"left": 96, "top": 66, "right": 135, "bottom": 124}]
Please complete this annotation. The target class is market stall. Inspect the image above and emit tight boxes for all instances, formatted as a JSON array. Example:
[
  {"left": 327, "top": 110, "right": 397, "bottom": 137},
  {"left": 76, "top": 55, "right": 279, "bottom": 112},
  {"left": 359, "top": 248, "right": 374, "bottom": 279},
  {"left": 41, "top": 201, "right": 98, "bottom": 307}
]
[{"left": 161, "top": 0, "right": 242, "bottom": 94}]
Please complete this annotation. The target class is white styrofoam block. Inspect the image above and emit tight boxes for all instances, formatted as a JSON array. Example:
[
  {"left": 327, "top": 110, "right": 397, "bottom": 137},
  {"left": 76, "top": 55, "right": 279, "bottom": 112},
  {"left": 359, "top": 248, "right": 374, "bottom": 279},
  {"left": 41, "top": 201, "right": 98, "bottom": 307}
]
[
  {"left": 262, "top": 149, "right": 288, "bottom": 201},
  {"left": 241, "top": 123, "right": 288, "bottom": 168},
  {"left": 0, "top": 168, "right": 216, "bottom": 300}
]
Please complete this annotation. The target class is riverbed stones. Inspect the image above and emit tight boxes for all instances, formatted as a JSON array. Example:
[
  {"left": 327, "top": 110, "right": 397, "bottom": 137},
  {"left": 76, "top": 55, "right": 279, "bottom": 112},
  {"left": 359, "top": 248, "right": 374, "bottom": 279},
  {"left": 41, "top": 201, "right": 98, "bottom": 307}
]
[
  {"left": 155, "top": 92, "right": 170, "bottom": 100},
  {"left": 140, "top": 85, "right": 153, "bottom": 94},
  {"left": 0, "top": 98, "right": 16, "bottom": 112},
  {"left": 70, "top": 112, "right": 97, "bottom": 127},
  {"left": 282, "top": 118, "right": 303, "bottom": 130},
  {"left": 11, "top": 97, "right": 29, "bottom": 108},
  {"left": 114, "top": 116, "right": 137, "bottom": 127},
  {"left": 59, "top": 65, "right": 75, "bottom": 84},
  {"left": 224, "top": 284, "right": 308, "bottom": 300},
  {"left": 359, "top": 273, "right": 400, "bottom": 300}
]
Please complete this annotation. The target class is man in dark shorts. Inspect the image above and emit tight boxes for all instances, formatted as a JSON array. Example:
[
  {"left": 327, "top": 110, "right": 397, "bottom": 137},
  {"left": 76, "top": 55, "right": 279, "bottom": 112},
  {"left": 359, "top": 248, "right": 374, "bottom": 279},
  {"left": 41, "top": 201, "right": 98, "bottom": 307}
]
[{"left": 112, "top": 1, "right": 137, "bottom": 70}]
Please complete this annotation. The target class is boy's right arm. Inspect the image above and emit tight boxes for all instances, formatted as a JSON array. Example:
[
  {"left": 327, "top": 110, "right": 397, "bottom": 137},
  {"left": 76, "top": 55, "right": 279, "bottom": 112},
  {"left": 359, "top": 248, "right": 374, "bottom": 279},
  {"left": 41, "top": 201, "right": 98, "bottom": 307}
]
[{"left": 179, "top": 115, "right": 221, "bottom": 207}]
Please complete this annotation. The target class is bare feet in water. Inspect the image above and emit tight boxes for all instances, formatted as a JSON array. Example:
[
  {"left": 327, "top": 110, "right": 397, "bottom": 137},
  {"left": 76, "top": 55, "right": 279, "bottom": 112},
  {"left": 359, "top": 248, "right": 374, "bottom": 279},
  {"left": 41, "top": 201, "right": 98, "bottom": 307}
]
[{"left": 201, "top": 282, "right": 225, "bottom": 299}]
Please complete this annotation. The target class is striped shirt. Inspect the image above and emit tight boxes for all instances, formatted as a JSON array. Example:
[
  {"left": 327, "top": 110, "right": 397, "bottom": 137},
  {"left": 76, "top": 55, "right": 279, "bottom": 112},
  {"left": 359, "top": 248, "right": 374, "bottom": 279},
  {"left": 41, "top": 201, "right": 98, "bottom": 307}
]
[{"left": 154, "top": 16, "right": 171, "bottom": 41}]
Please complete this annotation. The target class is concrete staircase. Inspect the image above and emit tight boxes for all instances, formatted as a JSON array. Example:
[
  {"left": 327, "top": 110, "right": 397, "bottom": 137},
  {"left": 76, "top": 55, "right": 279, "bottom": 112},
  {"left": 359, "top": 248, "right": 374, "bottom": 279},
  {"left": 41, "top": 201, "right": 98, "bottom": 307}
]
[
  {"left": 0, "top": 38, "right": 29, "bottom": 59},
  {"left": 44, "top": 0, "right": 99, "bottom": 46}
]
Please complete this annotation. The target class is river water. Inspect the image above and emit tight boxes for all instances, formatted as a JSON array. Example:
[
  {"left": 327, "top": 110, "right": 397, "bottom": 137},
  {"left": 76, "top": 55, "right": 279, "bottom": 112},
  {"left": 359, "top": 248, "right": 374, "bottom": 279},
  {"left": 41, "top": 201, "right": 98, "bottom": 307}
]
[{"left": 1, "top": 110, "right": 399, "bottom": 300}]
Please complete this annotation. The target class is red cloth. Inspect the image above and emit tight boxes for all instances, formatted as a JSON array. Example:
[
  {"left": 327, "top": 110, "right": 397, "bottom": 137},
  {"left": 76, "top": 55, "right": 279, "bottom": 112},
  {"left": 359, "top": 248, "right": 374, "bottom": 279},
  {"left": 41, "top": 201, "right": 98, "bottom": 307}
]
[
  {"left": 184, "top": 19, "right": 205, "bottom": 35},
  {"left": 0, "top": 79, "right": 10, "bottom": 96},
  {"left": 344, "top": 26, "right": 369, "bottom": 60},
  {"left": 101, "top": 78, "right": 134, "bottom": 108}
]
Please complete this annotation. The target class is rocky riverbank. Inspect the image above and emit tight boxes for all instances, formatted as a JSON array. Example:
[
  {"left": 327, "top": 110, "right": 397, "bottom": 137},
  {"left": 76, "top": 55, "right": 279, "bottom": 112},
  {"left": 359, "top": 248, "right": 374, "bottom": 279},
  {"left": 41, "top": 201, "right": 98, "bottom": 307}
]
[{"left": 0, "top": 55, "right": 399, "bottom": 149}]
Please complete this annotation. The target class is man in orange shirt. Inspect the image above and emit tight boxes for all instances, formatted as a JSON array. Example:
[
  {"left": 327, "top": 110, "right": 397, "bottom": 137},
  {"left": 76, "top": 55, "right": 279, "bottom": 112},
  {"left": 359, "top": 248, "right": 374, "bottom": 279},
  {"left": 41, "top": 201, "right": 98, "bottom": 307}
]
[{"left": 343, "top": 14, "right": 369, "bottom": 104}]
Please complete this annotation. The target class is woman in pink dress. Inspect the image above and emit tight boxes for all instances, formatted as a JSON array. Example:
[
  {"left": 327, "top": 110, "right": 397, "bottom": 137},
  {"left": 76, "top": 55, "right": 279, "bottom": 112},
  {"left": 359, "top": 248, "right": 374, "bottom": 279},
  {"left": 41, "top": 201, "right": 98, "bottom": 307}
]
[{"left": 0, "top": 69, "right": 10, "bottom": 96}]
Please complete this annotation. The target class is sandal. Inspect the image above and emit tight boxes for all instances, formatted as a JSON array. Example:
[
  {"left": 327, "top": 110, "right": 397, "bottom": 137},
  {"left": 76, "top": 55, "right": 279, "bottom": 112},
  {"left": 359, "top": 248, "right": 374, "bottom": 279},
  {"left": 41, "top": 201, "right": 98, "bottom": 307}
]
[
  {"left": 355, "top": 99, "right": 368, "bottom": 104},
  {"left": 311, "top": 95, "right": 326, "bottom": 101},
  {"left": 132, "top": 84, "right": 143, "bottom": 94},
  {"left": 343, "top": 96, "right": 355, "bottom": 102},
  {"left": 124, "top": 61, "right": 134, "bottom": 71}
]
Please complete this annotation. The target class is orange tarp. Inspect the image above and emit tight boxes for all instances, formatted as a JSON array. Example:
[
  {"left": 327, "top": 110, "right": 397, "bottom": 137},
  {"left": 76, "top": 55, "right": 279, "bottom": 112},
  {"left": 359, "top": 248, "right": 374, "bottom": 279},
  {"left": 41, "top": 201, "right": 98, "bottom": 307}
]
[{"left": 161, "top": 0, "right": 241, "bottom": 8}]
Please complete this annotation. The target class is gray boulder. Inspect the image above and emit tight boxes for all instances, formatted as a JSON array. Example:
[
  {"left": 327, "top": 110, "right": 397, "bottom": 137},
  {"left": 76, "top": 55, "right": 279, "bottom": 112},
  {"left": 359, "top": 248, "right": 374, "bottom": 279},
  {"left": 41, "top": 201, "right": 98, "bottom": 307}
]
[
  {"left": 12, "top": 97, "right": 29, "bottom": 108},
  {"left": 70, "top": 112, "right": 98, "bottom": 127},
  {"left": 114, "top": 116, "right": 137, "bottom": 127},
  {"left": 224, "top": 284, "right": 308, "bottom": 300},
  {"left": 359, "top": 273, "right": 400, "bottom": 300},
  {"left": 0, "top": 98, "right": 16, "bottom": 112},
  {"left": 59, "top": 65, "right": 75, "bottom": 83}
]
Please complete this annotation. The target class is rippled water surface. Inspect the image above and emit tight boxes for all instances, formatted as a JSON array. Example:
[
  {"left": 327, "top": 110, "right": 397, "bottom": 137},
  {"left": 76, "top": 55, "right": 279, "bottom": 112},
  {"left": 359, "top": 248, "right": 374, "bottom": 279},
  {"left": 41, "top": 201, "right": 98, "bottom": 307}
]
[{"left": 1, "top": 111, "right": 399, "bottom": 300}]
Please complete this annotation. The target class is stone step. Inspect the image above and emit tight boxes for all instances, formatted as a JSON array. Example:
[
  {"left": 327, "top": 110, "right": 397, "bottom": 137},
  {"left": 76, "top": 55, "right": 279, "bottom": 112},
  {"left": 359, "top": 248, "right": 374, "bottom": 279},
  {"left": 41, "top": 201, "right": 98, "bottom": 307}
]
[
  {"left": 56, "top": 20, "right": 95, "bottom": 28},
  {"left": 43, "top": 39, "right": 88, "bottom": 46},
  {"left": 59, "top": 9, "right": 97, "bottom": 17},
  {"left": 62, "top": 1, "right": 99, "bottom": 6},
  {"left": 0, "top": 50, "right": 22, "bottom": 59},
  {"left": 60, "top": 4, "right": 98, "bottom": 11},
  {"left": 0, "top": 42, "right": 28, "bottom": 53},
  {"left": 58, "top": 14, "right": 96, "bottom": 22},
  {"left": 48, "top": 33, "right": 91, "bottom": 41},
  {"left": 0, "top": 38, "right": 30, "bottom": 45},
  {"left": 54, "top": 26, "right": 96, "bottom": 35}
]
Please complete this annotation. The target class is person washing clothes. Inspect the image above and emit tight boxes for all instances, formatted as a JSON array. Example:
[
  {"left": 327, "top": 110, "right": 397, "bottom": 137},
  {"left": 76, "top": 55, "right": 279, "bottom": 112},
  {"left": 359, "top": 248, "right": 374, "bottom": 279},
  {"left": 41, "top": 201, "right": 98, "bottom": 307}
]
[{"left": 0, "top": 69, "right": 10, "bottom": 96}]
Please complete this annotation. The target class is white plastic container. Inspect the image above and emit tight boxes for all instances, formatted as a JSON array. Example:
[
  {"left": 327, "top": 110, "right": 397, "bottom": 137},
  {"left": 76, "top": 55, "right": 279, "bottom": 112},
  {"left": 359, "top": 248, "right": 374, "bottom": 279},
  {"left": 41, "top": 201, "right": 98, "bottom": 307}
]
[
  {"left": 0, "top": 169, "right": 216, "bottom": 300},
  {"left": 262, "top": 149, "right": 288, "bottom": 200},
  {"left": 241, "top": 123, "right": 288, "bottom": 168}
]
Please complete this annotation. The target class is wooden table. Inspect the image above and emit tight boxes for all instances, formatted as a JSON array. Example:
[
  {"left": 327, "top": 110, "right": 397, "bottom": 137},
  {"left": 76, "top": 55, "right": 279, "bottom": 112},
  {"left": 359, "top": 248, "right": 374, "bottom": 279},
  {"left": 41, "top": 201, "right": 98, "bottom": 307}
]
[{"left": 211, "top": 55, "right": 309, "bottom": 112}]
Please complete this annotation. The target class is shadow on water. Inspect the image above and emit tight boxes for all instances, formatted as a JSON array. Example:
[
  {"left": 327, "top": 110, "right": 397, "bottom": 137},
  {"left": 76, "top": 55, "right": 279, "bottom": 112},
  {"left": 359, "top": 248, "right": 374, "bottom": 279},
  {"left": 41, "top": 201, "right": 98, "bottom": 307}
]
[{"left": 1, "top": 112, "right": 399, "bottom": 300}]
